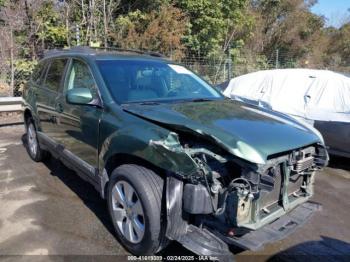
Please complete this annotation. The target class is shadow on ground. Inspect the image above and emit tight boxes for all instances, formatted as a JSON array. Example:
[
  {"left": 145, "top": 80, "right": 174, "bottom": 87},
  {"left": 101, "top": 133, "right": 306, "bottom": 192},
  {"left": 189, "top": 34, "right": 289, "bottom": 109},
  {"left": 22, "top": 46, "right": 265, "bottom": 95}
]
[
  {"left": 21, "top": 134, "right": 192, "bottom": 256},
  {"left": 41, "top": 156, "right": 199, "bottom": 256},
  {"left": 20, "top": 134, "right": 350, "bottom": 260},
  {"left": 268, "top": 236, "right": 350, "bottom": 262},
  {"left": 328, "top": 155, "right": 350, "bottom": 172},
  {"left": 21, "top": 134, "right": 117, "bottom": 239},
  {"left": 32, "top": 152, "right": 257, "bottom": 258}
]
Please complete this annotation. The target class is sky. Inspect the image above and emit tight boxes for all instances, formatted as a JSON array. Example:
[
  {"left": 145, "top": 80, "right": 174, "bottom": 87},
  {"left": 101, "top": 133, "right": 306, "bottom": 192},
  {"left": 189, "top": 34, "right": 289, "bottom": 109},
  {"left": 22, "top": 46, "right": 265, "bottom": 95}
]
[{"left": 311, "top": 0, "right": 350, "bottom": 28}]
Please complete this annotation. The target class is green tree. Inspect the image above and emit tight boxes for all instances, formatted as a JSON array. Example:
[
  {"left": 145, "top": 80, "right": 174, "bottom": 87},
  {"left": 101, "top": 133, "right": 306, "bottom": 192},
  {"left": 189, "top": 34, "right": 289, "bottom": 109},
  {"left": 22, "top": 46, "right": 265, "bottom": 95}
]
[
  {"left": 112, "top": 4, "right": 188, "bottom": 59},
  {"left": 36, "top": 1, "right": 68, "bottom": 49},
  {"left": 250, "top": 0, "right": 325, "bottom": 63},
  {"left": 326, "top": 23, "right": 350, "bottom": 68},
  {"left": 175, "top": 0, "right": 251, "bottom": 56}
]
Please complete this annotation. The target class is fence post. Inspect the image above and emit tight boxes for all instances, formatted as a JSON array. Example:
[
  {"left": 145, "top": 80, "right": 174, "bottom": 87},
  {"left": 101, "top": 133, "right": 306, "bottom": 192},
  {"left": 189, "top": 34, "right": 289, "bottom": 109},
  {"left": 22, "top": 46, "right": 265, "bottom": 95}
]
[
  {"left": 75, "top": 24, "right": 80, "bottom": 46},
  {"left": 275, "top": 49, "right": 279, "bottom": 69},
  {"left": 10, "top": 27, "right": 14, "bottom": 96}
]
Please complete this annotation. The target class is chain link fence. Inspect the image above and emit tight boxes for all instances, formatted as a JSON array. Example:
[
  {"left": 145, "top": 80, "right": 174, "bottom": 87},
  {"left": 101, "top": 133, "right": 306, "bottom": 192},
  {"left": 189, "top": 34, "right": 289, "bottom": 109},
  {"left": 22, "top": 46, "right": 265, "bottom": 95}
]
[
  {"left": 0, "top": 57, "right": 32, "bottom": 97},
  {"left": 179, "top": 51, "right": 293, "bottom": 87},
  {"left": 179, "top": 49, "right": 350, "bottom": 87},
  {"left": 1, "top": 49, "right": 350, "bottom": 97},
  {"left": 0, "top": 62, "right": 13, "bottom": 97}
]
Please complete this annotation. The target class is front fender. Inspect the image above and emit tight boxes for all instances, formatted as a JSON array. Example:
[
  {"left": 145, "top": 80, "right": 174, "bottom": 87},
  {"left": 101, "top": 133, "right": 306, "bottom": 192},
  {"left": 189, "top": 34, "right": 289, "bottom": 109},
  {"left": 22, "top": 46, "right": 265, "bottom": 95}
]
[{"left": 99, "top": 123, "right": 199, "bottom": 177}]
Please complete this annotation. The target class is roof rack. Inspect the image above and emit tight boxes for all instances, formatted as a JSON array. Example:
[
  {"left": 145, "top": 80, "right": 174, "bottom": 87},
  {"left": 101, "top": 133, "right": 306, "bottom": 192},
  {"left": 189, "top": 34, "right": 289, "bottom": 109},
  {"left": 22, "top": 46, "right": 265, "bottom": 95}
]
[{"left": 43, "top": 46, "right": 166, "bottom": 58}]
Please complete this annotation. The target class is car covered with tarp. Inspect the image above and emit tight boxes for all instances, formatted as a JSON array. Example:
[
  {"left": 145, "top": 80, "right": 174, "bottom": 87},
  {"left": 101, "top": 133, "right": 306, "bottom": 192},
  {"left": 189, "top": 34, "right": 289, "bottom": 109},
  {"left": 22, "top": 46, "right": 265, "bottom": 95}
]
[{"left": 224, "top": 69, "right": 350, "bottom": 158}]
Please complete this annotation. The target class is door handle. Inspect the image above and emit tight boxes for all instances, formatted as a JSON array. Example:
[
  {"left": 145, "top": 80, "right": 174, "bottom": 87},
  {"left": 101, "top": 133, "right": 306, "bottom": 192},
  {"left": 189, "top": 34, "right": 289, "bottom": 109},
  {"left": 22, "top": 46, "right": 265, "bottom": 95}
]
[
  {"left": 50, "top": 115, "right": 58, "bottom": 124},
  {"left": 55, "top": 103, "right": 64, "bottom": 113}
]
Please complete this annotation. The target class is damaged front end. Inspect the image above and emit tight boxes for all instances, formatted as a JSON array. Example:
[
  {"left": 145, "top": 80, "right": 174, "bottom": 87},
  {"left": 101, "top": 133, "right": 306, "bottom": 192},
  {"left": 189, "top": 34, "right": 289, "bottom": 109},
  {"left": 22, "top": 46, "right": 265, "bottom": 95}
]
[{"left": 151, "top": 131, "right": 328, "bottom": 256}]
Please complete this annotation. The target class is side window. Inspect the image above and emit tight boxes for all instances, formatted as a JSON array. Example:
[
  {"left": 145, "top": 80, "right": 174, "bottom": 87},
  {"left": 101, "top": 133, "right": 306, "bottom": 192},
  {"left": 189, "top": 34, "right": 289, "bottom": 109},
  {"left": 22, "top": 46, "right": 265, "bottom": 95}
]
[
  {"left": 65, "top": 59, "right": 97, "bottom": 97},
  {"left": 44, "top": 59, "right": 68, "bottom": 91},
  {"left": 31, "top": 61, "right": 47, "bottom": 85}
]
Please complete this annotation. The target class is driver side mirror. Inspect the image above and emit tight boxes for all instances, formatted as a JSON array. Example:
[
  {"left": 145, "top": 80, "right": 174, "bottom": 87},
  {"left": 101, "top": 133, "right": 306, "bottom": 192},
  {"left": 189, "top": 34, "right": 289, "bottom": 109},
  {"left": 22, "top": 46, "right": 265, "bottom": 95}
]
[{"left": 66, "top": 88, "right": 93, "bottom": 105}]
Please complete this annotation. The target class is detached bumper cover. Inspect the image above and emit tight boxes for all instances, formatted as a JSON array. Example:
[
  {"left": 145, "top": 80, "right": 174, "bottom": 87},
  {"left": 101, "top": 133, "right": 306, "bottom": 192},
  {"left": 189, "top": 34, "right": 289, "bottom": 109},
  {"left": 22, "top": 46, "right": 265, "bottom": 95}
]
[{"left": 218, "top": 201, "right": 321, "bottom": 251}]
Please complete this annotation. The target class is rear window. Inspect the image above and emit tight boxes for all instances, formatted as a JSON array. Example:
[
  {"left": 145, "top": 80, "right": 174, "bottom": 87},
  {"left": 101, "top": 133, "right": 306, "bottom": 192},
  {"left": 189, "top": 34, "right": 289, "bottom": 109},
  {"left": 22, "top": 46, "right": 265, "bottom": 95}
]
[{"left": 44, "top": 59, "right": 68, "bottom": 91}]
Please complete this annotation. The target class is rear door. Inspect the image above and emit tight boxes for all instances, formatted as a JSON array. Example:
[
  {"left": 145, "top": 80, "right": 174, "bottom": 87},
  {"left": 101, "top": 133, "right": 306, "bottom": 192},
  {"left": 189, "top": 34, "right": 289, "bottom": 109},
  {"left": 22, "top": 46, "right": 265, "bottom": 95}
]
[
  {"left": 26, "top": 60, "right": 47, "bottom": 122},
  {"left": 32, "top": 60, "right": 50, "bottom": 132},
  {"left": 55, "top": 58, "right": 101, "bottom": 170},
  {"left": 37, "top": 58, "right": 68, "bottom": 140}
]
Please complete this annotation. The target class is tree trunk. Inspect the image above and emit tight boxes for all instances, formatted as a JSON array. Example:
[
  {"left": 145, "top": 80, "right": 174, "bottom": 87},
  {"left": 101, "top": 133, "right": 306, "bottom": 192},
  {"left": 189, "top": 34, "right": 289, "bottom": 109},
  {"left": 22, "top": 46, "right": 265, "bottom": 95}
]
[
  {"left": 103, "top": 0, "right": 108, "bottom": 47},
  {"left": 81, "top": 0, "right": 86, "bottom": 23},
  {"left": 87, "top": 0, "right": 93, "bottom": 44},
  {"left": 66, "top": 4, "right": 70, "bottom": 47},
  {"left": 92, "top": 0, "right": 97, "bottom": 42},
  {"left": 24, "top": 0, "right": 36, "bottom": 59}
]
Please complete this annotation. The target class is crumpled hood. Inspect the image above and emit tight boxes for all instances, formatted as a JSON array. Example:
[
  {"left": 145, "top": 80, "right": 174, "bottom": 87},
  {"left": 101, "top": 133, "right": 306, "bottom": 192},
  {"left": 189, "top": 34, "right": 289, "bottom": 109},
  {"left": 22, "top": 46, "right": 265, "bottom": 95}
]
[{"left": 122, "top": 99, "right": 321, "bottom": 164}]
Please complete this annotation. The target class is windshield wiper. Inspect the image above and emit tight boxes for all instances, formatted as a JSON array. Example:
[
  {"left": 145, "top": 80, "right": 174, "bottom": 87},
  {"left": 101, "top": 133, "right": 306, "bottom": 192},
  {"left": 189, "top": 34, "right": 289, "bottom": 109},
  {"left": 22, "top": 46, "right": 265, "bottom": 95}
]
[
  {"left": 138, "top": 101, "right": 160, "bottom": 105},
  {"left": 189, "top": 98, "right": 215, "bottom": 102}
]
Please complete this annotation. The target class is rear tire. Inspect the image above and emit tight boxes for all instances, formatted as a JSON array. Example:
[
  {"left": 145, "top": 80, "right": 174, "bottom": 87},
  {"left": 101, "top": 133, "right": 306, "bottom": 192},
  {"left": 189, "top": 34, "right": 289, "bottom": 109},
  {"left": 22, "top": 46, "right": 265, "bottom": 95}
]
[
  {"left": 25, "top": 119, "right": 48, "bottom": 162},
  {"left": 107, "top": 164, "right": 168, "bottom": 255}
]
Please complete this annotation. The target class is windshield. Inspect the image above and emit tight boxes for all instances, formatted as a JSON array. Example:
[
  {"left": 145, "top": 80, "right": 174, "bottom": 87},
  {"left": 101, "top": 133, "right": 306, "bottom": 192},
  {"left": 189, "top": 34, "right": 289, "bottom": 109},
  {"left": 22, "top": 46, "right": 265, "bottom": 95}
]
[{"left": 97, "top": 60, "right": 222, "bottom": 104}]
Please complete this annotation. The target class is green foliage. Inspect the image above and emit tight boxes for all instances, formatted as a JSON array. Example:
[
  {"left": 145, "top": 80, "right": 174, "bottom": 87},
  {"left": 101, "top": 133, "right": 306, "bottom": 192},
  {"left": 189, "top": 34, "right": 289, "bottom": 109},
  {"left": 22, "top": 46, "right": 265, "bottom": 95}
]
[
  {"left": 175, "top": 0, "right": 250, "bottom": 56},
  {"left": 113, "top": 5, "right": 188, "bottom": 58},
  {"left": 0, "top": 0, "right": 350, "bottom": 94},
  {"left": 326, "top": 23, "right": 350, "bottom": 66},
  {"left": 14, "top": 59, "right": 38, "bottom": 95},
  {"left": 118, "top": 0, "right": 171, "bottom": 13},
  {"left": 35, "top": 1, "right": 68, "bottom": 48}
]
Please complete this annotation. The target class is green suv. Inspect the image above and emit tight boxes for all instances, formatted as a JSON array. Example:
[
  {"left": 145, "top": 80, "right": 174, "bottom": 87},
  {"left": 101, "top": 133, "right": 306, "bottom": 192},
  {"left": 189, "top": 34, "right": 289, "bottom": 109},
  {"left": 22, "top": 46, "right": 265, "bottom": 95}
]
[{"left": 23, "top": 47, "right": 328, "bottom": 258}]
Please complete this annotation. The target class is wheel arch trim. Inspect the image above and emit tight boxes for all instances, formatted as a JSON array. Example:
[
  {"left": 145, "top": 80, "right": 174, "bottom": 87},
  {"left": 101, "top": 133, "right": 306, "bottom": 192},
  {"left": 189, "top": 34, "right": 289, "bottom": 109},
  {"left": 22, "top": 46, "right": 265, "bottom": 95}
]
[{"left": 99, "top": 153, "right": 167, "bottom": 199}]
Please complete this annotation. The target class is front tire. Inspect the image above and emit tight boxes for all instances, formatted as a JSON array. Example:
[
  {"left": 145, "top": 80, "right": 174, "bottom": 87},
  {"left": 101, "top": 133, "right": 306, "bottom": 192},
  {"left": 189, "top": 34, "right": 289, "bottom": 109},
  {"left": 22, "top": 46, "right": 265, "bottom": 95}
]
[
  {"left": 107, "top": 164, "right": 167, "bottom": 255},
  {"left": 25, "top": 119, "right": 47, "bottom": 162}
]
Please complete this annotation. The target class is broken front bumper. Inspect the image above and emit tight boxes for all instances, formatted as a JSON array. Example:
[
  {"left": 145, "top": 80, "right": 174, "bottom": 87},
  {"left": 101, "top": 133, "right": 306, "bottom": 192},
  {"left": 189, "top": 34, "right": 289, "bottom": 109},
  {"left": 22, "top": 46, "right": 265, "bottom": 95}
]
[{"left": 217, "top": 201, "right": 321, "bottom": 251}]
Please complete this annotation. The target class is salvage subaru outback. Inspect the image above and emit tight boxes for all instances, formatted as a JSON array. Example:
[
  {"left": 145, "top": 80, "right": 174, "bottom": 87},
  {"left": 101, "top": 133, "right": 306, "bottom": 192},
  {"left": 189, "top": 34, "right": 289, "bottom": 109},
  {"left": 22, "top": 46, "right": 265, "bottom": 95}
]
[{"left": 22, "top": 47, "right": 328, "bottom": 259}]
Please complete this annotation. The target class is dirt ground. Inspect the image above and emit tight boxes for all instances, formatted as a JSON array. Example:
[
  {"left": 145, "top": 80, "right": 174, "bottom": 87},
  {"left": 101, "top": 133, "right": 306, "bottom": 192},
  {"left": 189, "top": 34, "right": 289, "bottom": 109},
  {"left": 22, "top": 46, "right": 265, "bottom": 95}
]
[
  {"left": 0, "top": 112, "right": 22, "bottom": 126},
  {"left": 0, "top": 125, "right": 349, "bottom": 261}
]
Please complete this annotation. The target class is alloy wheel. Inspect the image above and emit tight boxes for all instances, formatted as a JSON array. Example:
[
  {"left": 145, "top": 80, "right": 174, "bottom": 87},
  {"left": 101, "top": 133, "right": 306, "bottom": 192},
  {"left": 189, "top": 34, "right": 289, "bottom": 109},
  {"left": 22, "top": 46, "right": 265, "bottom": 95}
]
[
  {"left": 27, "top": 123, "right": 38, "bottom": 157},
  {"left": 111, "top": 180, "right": 145, "bottom": 243}
]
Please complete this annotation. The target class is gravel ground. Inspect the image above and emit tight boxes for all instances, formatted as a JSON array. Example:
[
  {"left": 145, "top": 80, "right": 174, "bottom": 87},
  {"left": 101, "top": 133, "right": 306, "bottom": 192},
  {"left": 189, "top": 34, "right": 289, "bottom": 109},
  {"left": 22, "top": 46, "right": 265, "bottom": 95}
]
[{"left": 0, "top": 125, "right": 349, "bottom": 262}]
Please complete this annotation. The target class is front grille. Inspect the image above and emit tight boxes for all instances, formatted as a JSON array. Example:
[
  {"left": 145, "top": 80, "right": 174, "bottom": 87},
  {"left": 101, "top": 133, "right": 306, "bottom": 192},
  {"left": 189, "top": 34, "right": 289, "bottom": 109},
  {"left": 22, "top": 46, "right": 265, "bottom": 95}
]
[
  {"left": 260, "top": 163, "right": 307, "bottom": 211},
  {"left": 259, "top": 147, "right": 315, "bottom": 214},
  {"left": 260, "top": 165, "right": 282, "bottom": 208}
]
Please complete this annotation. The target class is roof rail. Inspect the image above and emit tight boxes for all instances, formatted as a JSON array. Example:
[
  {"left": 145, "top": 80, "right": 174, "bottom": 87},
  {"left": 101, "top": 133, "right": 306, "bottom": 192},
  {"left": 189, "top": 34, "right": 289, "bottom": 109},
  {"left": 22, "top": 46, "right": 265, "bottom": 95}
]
[{"left": 43, "top": 46, "right": 166, "bottom": 58}]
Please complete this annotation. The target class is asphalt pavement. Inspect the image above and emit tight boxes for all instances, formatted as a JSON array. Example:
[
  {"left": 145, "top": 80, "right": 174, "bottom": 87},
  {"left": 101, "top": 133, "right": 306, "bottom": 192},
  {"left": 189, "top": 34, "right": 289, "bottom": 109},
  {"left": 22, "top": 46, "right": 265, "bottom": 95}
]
[{"left": 0, "top": 125, "right": 349, "bottom": 262}]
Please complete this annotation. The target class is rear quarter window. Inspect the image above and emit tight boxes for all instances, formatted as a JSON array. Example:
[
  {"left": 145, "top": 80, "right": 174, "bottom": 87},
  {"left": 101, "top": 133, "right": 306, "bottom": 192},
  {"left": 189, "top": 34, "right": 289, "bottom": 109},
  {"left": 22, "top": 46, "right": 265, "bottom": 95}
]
[
  {"left": 44, "top": 58, "right": 68, "bottom": 91},
  {"left": 31, "top": 61, "right": 47, "bottom": 86}
]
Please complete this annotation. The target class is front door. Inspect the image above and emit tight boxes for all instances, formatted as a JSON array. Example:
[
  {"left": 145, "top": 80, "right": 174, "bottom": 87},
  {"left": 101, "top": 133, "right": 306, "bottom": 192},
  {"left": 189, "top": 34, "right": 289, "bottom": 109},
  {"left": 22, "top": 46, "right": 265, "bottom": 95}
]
[{"left": 55, "top": 58, "right": 102, "bottom": 170}]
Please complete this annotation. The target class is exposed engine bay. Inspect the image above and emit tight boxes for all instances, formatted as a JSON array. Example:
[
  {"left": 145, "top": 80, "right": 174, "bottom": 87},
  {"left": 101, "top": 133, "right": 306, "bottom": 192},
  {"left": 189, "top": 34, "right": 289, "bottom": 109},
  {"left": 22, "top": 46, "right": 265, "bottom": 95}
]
[
  {"left": 164, "top": 132, "right": 328, "bottom": 243},
  {"left": 145, "top": 119, "right": 329, "bottom": 257}
]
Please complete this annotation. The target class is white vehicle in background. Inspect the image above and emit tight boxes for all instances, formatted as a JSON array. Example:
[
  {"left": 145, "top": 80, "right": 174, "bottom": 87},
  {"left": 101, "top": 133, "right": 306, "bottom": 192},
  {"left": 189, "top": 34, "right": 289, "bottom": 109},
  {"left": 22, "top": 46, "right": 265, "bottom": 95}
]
[{"left": 224, "top": 69, "right": 350, "bottom": 158}]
